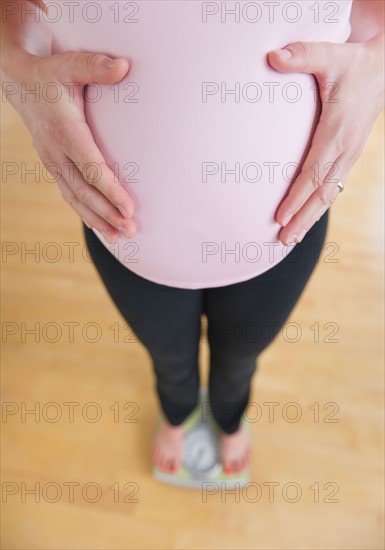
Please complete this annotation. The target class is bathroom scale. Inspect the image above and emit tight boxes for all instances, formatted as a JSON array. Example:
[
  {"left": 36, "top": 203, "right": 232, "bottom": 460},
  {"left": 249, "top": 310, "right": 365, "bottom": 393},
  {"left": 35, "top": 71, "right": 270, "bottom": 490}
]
[{"left": 152, "top": 387, "right": 252, "bottom": 489}]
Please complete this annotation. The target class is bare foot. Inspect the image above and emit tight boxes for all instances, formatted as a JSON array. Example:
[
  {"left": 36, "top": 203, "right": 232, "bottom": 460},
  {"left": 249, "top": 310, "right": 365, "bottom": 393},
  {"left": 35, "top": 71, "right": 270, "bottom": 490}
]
[
  {"left": 220, "top": 424, "right": 252, "bottom": 474},
  {"left": 151, "top": 420, "right": 184, "bottom": 473}
]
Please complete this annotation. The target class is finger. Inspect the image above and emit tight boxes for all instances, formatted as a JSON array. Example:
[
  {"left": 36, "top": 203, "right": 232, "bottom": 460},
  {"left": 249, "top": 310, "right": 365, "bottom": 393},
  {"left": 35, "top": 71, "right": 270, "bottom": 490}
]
[
  {"left": 80, "top": 204, "right": 137, "bottom": 244},
  {"left": 278, "top": 164, "right": 348, "bottom": 245},
  {"left": 56, "top": 174, "right": 120, "bottom": 243},
  {"left": 54, "top": 50, "right": 130, "bottom": 87},
  {"left": 267, "top": 41, "right": 334, "bottom": 78},
  {"left": 64, "top": 186, "right": 137, "bottom": 245},
  {"left": 276, "top": 114, "right": 343, "bottom": 226},
  {"left": 48, "top": 156, "right": 136, "bottom": 243},
  {"left": 41, "top": 148, "right": 121, "bottom": 226},
  {"left": 59, "top": 118, "right": 135, "bottom": 220},
  {"left": 31, "top": 0, "right": 48, "bottom": 13},
  {"left": 61, "top": 154, "right": 136, "bottom": 236}
]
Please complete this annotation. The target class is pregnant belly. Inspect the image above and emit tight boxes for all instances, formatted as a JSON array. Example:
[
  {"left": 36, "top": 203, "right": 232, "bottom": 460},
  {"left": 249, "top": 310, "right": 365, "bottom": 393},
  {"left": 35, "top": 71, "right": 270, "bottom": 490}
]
[{"left": 48, "top": 0, "right": 351, "bottom": 289}]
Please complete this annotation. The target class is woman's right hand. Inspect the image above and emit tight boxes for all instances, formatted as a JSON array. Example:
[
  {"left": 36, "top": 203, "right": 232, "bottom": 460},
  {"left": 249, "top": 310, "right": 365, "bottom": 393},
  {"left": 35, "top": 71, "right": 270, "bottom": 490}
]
[{"left": 4, "top": 50, "right": 136, "bottom": 244}]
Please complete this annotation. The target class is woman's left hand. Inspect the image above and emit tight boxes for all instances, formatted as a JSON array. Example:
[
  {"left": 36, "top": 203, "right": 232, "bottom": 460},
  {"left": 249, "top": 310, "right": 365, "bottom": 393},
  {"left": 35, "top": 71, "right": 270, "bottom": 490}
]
[{"left": 267, "top": 32, "right": 384, "bottom": 245}]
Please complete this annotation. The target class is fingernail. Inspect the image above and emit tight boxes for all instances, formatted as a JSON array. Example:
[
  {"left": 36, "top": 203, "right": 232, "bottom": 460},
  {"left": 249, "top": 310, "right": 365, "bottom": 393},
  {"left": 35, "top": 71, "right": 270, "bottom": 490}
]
[
  {"left": 287, "top": 233, "right": 298, "bottom": 245},
  {"left": 101, "top": 231, "right": 114, "bottom": 244},
  {"left": 276, "top": 48, "right": 292, "bottom": 59},
  {"left": 118, "top": 205, "right": 129, "bottom": 218},
  {"left": 287, "top": 230, "right": 306, "bottom": 245},
  {"left": 83, "top": 219, "right": 91, "bottom": 229},
  {"left": 107, "top": 58, "right": 120, "bottom": 69},
  {"left": 296, "top": 229, "right": 307, "bottom": 243},
  {"left": 118, "top": 226, "right": 132, "bottom": 239},
  {"left": 282, "top": 213, "right": 293, "bottom": 226}
]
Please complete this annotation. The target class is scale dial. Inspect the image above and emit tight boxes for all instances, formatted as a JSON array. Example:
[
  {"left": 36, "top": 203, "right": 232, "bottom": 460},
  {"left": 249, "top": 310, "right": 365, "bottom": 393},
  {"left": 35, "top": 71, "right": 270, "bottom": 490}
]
[{"left": 182, "top": 423, "right": 221, "bottom": 478}]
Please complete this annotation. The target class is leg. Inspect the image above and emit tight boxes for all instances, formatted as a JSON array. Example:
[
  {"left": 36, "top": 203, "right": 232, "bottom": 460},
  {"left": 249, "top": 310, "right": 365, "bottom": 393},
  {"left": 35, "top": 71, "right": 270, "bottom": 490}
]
[
  {"left": 82, "top": 223, "right": 204, "bottom": 472},
  {"left": 204, "top": 210, "right": 329, "bottom": 469}
]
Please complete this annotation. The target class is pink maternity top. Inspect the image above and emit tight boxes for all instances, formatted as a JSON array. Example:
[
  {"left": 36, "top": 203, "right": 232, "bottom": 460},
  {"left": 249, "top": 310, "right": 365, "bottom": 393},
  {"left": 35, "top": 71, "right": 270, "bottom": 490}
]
[{"left": 48, "top": 0, "right": 353, "bottom": 289}]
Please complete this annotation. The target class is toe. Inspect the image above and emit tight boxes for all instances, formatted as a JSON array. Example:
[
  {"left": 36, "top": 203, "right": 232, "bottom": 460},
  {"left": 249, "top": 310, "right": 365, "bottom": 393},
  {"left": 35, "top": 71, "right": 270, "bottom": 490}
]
[
  {"left": 233, "top": 460, "right": 241, "bottom": 473},
  {"left": 228, "top": 460, "right": 236, "bottom": 474},
  {"left": 170, "top": 458, "right": 179, "bottom": 473},
  {"left": 159, "top": 455, "right": 167, "bottom": 471},
  {"left": 156, "top": 451, "right": 163, "bottom": 469},
  {"left": 223, "top": 460, "right": 231, "bottom": 474}
]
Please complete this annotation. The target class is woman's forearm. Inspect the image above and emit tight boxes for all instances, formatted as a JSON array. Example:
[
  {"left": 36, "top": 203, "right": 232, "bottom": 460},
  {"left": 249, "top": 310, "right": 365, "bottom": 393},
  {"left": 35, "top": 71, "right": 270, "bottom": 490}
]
[
  {"left": 0, "top": 0, "right": 51, "bottom": 82},
  {"left": 348, "top": 0, "right": 385, "bottom": 42}
]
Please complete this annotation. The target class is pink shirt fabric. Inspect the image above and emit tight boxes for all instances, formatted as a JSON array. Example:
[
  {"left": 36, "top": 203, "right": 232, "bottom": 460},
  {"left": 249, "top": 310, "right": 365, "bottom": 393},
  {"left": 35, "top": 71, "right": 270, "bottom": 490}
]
[{"left": 49, "top": 1, "right": 353, "bottom": 289}]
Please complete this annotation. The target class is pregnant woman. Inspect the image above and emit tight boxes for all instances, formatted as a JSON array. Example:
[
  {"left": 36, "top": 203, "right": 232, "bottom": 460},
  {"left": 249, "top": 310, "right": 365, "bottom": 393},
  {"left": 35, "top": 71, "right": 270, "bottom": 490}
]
[{"left": 2, "top": 0, "right": 384, "bottom": 475}]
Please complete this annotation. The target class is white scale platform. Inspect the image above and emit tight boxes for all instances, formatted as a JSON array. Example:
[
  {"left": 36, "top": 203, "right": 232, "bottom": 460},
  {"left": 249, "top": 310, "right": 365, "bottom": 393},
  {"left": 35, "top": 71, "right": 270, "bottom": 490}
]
[{"left": 152, "top": 387, "right": 251, "bottom": 489}]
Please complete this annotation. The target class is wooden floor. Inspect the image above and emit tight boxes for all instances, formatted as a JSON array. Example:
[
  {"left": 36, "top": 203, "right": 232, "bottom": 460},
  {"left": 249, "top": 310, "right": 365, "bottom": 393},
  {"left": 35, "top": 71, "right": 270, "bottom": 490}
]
[{"left": 1, "top": 99, "right": 384, "bottom": 549}]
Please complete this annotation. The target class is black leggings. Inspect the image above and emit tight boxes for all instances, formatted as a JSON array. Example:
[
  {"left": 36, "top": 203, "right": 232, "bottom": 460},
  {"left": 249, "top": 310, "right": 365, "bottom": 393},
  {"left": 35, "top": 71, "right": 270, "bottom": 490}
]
[{"left": 82, "top": 210, "right": 329, "bottom": 434}]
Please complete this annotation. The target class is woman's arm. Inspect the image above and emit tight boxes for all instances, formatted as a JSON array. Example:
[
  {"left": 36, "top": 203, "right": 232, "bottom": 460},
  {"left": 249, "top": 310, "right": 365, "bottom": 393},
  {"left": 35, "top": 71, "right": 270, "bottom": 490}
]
[{"left": 1, "top": 0, "right": 136, "bottom": 243}]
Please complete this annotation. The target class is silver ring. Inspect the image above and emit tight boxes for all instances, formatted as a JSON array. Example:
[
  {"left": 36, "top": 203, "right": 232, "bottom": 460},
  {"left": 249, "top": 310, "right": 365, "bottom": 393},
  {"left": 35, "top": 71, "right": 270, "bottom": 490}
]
[{"left": 337, "top": 180, "right": 345, "bottom": 193}]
